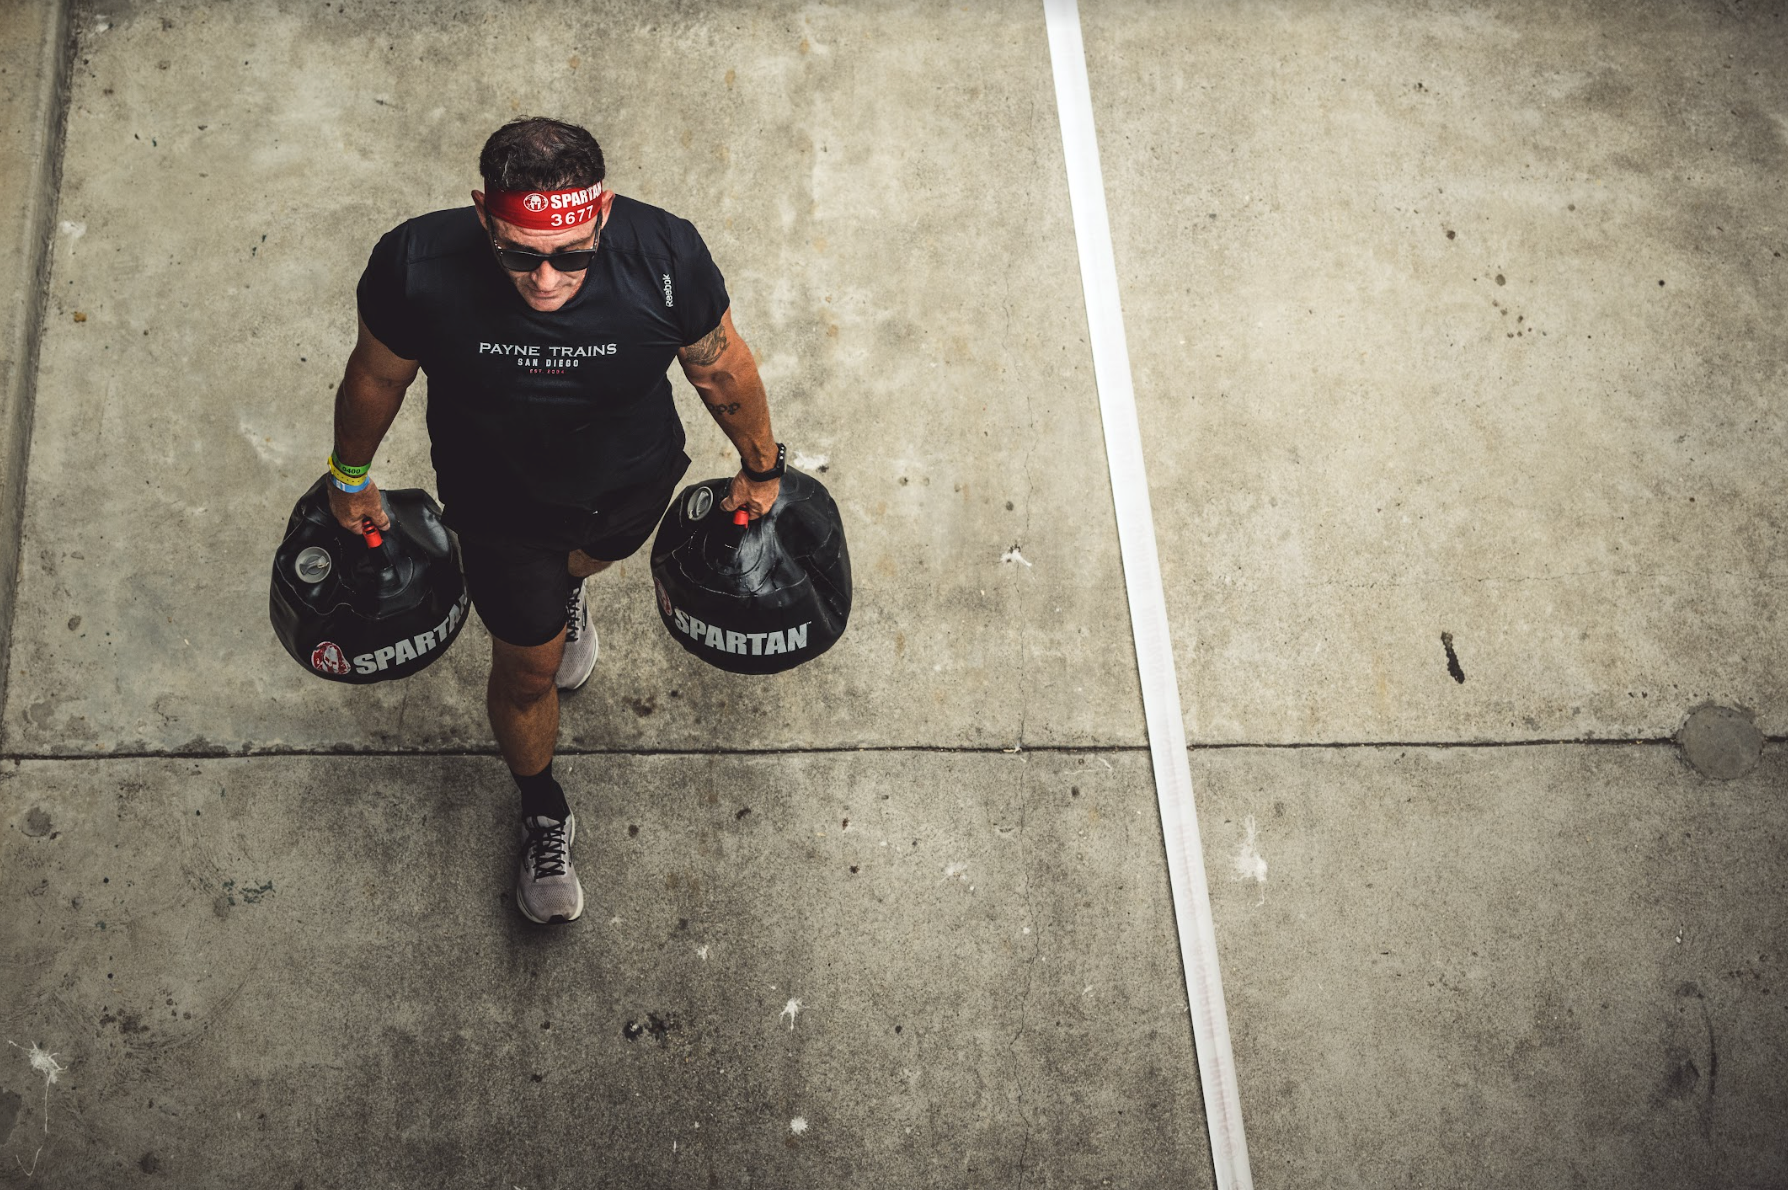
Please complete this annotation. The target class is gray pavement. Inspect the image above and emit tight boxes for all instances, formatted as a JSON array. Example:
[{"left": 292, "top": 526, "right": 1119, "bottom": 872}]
[
  {"left": 1087, "top": 1, "right": 1788, "bottom": 744},
  {"left": 2, "top": 1, "right": 1786, "bottom": 1187},
  {"left": 0, "top": 752, "right": 1209, "bottom": 1187},
  {"left": 4, "top": 746, "right": 1783, "bottom": 1187},
  {"left": 0, "top": 0, "right": 70, "bottom": 734}
]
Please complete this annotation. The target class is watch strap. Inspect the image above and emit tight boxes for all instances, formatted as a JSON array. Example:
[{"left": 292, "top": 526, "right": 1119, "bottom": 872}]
[{"left": 741, "top": 442, "right": 786, "bottom": 482}]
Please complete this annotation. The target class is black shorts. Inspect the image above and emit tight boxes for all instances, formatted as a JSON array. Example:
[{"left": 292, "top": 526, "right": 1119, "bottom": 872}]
[{"left": 458, "top": 453, "right": 689, "bottom": 647}]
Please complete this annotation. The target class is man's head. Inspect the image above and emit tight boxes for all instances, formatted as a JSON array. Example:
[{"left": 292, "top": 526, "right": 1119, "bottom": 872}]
[{"left": 473, "top": 117, "right": 612, "bottom": 312}]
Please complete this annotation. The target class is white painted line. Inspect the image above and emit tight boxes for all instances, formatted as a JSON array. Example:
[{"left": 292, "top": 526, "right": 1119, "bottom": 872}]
[{"left": 1041, "top": 3, "right": 1254, "bottom": 1186}]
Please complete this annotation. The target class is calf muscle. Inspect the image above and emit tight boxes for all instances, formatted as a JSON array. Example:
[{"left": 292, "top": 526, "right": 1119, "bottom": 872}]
[{"left": 488, "top": 634, "right": 563, "bottom": 776}]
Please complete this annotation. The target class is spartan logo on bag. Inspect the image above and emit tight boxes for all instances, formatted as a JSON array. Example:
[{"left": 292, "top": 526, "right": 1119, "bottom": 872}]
[
  {"left": 685, "top": 487, "right": 714, "bottom": 521},
  {"left": 343, "top": 593, "right": 468, "bottom": 674},
  {"left": 310, "top": 641, "right": 352, "bottom": 676},
  {"left": 523, "top": 193, "right": 548, "bottom": 212},
  {"left": 666, "top": 604, "right": 812, "bottom": 659}
]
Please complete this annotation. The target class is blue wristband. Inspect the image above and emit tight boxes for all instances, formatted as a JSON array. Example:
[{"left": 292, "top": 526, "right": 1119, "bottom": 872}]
[{"left": 330, "top": 473, "right": 371, "bottom": 494}]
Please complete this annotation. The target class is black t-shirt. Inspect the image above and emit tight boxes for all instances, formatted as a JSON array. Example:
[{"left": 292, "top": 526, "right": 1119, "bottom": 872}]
[{"left": 355, "top": 197, "right": 728, "bottom": 533}]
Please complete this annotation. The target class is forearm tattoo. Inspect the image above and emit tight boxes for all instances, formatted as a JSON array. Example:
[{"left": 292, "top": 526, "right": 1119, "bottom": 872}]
[
  {"left": 682, "top": 323, "right": 728, "bottom": 368},
  {"left": 705, "top": 400, "right": 742, "bottom": 416}
]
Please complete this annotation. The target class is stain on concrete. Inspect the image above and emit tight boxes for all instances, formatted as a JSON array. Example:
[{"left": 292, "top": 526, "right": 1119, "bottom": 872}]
[
  {"left": 1653, "top": 980, "right": 1720, "bottom": 1131},
  {"left": 22, "top": 807, "right": 52, "bottom": 836},
  {"left": 221, "top": 878, "right": 275, "bottom": 906},
  {"left": 1677, "top": 981, "right": 1719, "bottom": 1107},
  {"left": 1440, "top": 632, "right": 1465, "bottom": 683},
  {"left": 1661, "top": 1051, "right": 1700, "bottom": 1100},
  {"left": 1231, "top": 816, "right": 1268, "bottom": 896},
  {"left": 0, "top": 1089, "right": 21, "bottom": 1146},
  {"left": 138, "top": 1151, "right": 161, "bottom": 1173},
  {"left": 1676, "top": 704, "right": 1762, "bottom": 780},
  {"left": 622, "top": 1012, "right": 677, "bottom": 1043}
]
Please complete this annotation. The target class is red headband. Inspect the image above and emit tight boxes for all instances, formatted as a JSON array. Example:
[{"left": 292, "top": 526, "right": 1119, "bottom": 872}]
[{"left": 481, "top": 181, "right": 607, "bottom": 231}]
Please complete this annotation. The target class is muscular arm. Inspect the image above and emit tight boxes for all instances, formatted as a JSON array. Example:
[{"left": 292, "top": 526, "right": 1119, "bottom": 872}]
[
  {"left": 677, "top": 307, "right": 777, "bottom": 476},
  {"left": 334, "top": 315, "right": 420, "bottom": 466},
  {"left": 327, "top": 316, "right": 420, "bottom": 532}
]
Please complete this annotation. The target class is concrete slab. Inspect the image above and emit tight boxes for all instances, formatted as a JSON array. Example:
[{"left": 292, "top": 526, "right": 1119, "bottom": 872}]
[
  {"left": 1082, "top": 0, "right": 1788, "bottom": 743},
  {"left": 4, "top": 745, "right": 1783, "bottom": 1186},
  {"left": 0, "top": 0, "right": 71, "bottom": 740},
  {"left": 0, "top": 751, "right": 1210, "bottom": 1187},
  {"left": 2, "top": 0, "right": 1140, "bottom": 757},
  {"left": 1205, "top": 741, "right": 1788, "bottom": 1189}
]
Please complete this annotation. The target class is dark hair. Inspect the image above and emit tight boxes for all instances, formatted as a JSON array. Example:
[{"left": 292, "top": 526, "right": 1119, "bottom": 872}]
[{"left": 479, "top": 117, "right": 605, "bottom": 192}]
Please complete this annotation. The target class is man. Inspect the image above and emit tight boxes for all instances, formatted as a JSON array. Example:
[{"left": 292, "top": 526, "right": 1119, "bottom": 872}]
[{"left": 327, "top": 116, "right": 784, "bottom": 924}]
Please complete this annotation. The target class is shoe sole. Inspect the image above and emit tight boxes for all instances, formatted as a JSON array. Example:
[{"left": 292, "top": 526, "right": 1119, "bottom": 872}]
[{"left": 518, "top": 815, "right": 586, "bottom": 925}]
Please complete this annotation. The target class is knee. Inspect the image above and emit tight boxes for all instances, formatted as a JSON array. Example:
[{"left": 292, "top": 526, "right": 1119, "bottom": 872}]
[{"left": 489, "top": 645, "right": 559, "bottom": 704}]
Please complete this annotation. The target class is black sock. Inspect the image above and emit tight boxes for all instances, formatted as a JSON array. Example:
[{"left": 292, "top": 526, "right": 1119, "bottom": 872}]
[{"left": 513, "top": 761, "right": 571, "bottom": 822}]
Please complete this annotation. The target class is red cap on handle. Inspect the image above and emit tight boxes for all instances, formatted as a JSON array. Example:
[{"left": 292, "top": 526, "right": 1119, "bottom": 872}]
[
  {"left": 733, "top": 508, "right": 750, "bottom": 526},
  {"left": 362, "top": 520, "right": 383, "bottom": 548}
]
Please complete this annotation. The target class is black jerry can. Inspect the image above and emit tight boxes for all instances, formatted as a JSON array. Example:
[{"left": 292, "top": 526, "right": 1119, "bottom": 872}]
[
  {"left": 650, "top": 466, "right": 851, "bottom": 675},
  {"left": 270, "top": 475, "right": 470, "bottom": 683}
]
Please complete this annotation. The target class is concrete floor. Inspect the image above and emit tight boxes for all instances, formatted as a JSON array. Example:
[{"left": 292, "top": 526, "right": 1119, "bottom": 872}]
[{"left": 2, "top": 1, "right": 1785, "bottom": 1186}]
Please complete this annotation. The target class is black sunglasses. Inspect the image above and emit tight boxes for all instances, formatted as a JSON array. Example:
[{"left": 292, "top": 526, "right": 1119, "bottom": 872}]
[{"left": 490, "top": 231, "right": 600, "bottom": 274}]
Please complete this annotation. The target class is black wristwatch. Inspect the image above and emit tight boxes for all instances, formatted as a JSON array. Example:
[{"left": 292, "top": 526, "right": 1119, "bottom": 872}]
[{"left": 741, "top": 442, "right": 786, "bottom": 482}]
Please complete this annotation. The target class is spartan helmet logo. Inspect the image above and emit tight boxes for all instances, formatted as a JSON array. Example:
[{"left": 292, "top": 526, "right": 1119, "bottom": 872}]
[
  {"left": 523, "top": 193, "right": 548, "bottom": 212},
  {"left": 310, "top": 641, "right": 352, "bottom": 676},
  {"left": 685, "top": 487, "right": 714, "bottom": 522}
]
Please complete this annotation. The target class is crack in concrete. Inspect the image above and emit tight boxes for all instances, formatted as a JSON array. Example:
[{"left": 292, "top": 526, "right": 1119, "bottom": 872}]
[
  {"left": 1005, "top": 250, "right": 1034, "bottom": 755},
  {"left": 1192, "top": 567, "right": 1788, "bottom": 592},
  {"left": 1008, "top": 757, "right": 1038, "bottom": 1190},
  {"left": 4, "top": 735, "right": 1771, "bottom": 763}
]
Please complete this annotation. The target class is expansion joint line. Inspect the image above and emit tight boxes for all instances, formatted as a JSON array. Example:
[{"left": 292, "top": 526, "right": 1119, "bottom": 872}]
[
  {"left": 1042, "top": 3, "right": 1253, "bottom": 1187},
  {"left": 0, "top": 736, "right": 1724, "bottom": 765}
]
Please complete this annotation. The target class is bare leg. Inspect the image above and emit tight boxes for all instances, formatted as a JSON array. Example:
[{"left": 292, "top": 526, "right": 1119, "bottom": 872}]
[{"left": 488, "top": 632, "right": 564, "bottom": 776}]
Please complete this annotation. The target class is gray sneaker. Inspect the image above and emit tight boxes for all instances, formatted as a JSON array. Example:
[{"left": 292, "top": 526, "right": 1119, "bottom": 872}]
[
  {"left": 517, "top": 814, "right": 584, "bottom": 924},
  {"left": 556, "top": 580, "right": 598, "bottom": 691}
]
